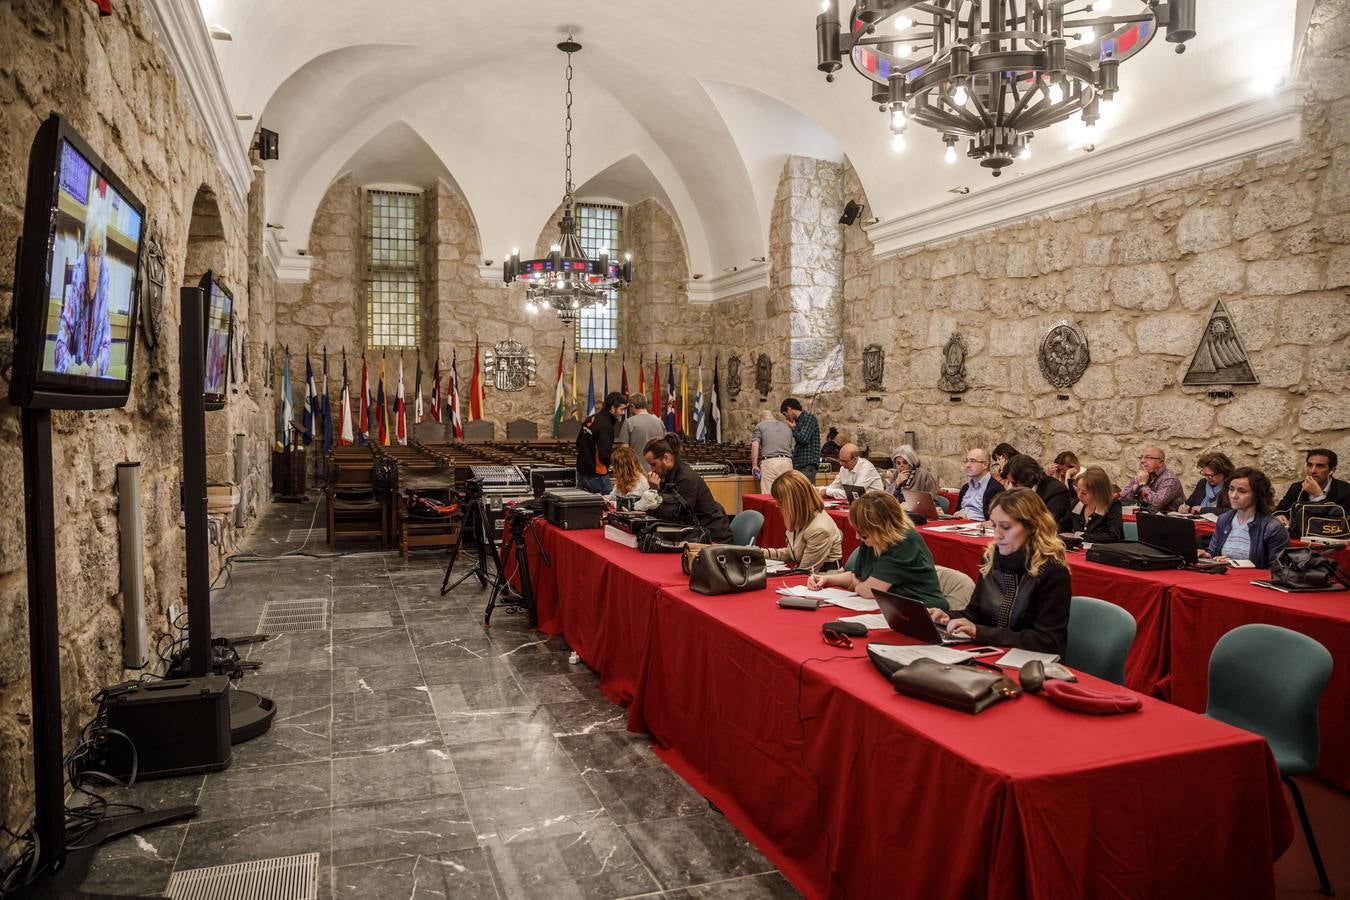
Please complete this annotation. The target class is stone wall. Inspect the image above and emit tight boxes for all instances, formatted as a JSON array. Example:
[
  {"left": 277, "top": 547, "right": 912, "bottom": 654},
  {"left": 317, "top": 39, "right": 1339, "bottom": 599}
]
[{"left": 0, "top": 1, "right": 272, "bottom": 829}]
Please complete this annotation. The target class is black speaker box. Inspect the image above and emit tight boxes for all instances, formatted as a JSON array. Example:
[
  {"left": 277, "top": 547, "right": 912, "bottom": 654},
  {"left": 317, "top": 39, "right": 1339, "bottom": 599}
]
[{"left": 98, "top": 676, "right": 232, "bottom": 779}]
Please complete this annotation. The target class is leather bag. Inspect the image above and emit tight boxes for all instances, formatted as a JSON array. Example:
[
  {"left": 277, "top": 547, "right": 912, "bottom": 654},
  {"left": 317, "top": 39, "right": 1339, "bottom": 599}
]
[
  {"left": 1294, "top": 502, "right": 1349, "bottom": 540},
  {"left": 688, "top": 545, "right": 767, "bottom": 595},
  {"left": 1270, "top": 547, "right": 1341, "bottom": 589},
  {"left": 890, "top": 658, "right": 1021, "bottom": 714},
  {"left": 638, "top": 525, "right": 706, "bottom": 554},
  {"left": 680, "top": 542, "right": 710, "bottom": 575}
]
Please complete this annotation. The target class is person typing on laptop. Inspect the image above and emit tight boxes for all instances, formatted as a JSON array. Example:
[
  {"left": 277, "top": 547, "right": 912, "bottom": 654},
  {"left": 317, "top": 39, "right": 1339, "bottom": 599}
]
[
  {"left": 806, "top": 492, "right": 948, "bottom": 609},
  {"left": 1060, "top": 466, "right": 1124, "bottom": 543},
  {"left": 820, "top": 443, "right": 883, "bottom": 499},
  {"left": 929, "top": 489, "right": 1071, "bottom": 655},
  {"left": 1198, "top": 467, "right": 1289, "bottom": 568}
]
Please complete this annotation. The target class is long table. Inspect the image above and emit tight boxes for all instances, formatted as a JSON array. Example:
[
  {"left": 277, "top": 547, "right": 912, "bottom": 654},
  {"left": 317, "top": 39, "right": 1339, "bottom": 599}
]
[
  {"left": 742, "top": 494, "right": 1350, "bottom": 789},
  {"left": 527, "top": 521, "right": 1293, "bottom": 898}
]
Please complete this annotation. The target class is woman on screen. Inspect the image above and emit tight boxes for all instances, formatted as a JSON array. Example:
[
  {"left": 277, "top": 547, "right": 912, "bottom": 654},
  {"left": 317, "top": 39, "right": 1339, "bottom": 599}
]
[{"left": 53, "top": 189, "right": 112, "bottom": 377}]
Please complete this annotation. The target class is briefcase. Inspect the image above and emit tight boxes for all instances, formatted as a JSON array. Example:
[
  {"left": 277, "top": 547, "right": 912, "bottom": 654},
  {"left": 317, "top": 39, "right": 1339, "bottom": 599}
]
[
  {"left": 543, "top": 488, "right": 606, "bottom": 530},
  {"left": 1085, "top": 541, "right": 1184, "bottom": 571}
]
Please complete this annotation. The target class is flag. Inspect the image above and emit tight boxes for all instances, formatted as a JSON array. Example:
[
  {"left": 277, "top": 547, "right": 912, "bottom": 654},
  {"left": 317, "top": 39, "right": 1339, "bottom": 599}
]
[
  {"left": 322, "top": 347, "right": 333, "bottom": 454},
  {"left": 469, "top": 338, "right": 484, "bottom": 421},
  {"left": 414, "top": 356, "right": 424, "bottom": 425},
  {"left": 395, "top": 353, "right": 407, "bottom": 445},
  {"left": 339, "top": 351, "right": 354, "bottom": 446},
  {"left": 638, "top": 353, "right": 645, "bottom": 398},
  {"left": 621, "top": 357, "right": 630, "bottom": 421},
  {"left": 586, "top": 355, "right": 596, "bottom": 417},
  {"left": 448, "top": 348, "right": 464, "bottom": 438},
  {"left": 709, "top": 355, "right": 722, "bottom": 443},
  {"left": 680, "top": 358, "right": 689, "bottom": 436},
  {"left": 694, "top": 364, "right": 706, "bottom": 442},
  {"left": 302, "top": 349, "right": 315, "bottom": 445},
  {"left": 602, "top": 354, "right": 609, "bottom": 403},
  {"left": 431, "top": 359, "right": 441, "bottom": 423},
  {"left": 665, "top": 355, "right": 676, "bottom": 432},
  {"left": 280, "top": 348, "right": 294, "bottom": 447},
  {"left": 358, "top": 354, "right": 370, "bottom": 444},
  {"left": 377, "top": 354, "right": 388, "bottom": 445},
  {"left": 365, "top": 356, "right": 377, "bottom": 442},
  {"left": 571, "top": 355, "right": 579, "bottom": 421},
  {"left": 653, "top": 357, "right": 662, "bottom": 419},
  {"left": 552, "top": 346, "right": 567, "bottom": 437}
]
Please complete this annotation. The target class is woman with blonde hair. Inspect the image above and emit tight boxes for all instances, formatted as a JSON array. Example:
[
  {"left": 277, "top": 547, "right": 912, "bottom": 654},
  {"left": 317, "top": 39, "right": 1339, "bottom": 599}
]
[
  {"left": 764, "top": 470, "right": 843, "bottom": 571},
  {"left": 1062, "top": 465, "right": 1124, "bottom": 543},
  {"left": 930, "top": 488, "right": 1071, "bottom": 654},
  {"left": 605, "top": 445, "right": 647, "bottom": 506},
  {"left": 807, "top": 491, "right": 947, "bottom": 608}
]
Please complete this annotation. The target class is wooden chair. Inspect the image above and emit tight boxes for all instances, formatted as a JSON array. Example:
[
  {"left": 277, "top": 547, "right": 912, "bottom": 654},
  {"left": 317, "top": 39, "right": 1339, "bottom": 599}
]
[
  {"left": 557, "top": 420, "right": 581, "bottom": 441},
  {"left": 326, "top": 461, "right": 386, "bottom": 546},
  {"left": 506, "top": 418, "right": 539, "bottom": 440},
  {"left": 463, "top": 420, "right": 495, "bottom": 443},
  {"left": 395, "top": 471, "right": 463, "bottom": 558}
]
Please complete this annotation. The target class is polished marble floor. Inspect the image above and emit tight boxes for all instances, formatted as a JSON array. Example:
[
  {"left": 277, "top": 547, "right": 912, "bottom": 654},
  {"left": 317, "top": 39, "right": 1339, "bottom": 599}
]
[{"left": 75, "top": 498, "right": 801, "bottom": 899}]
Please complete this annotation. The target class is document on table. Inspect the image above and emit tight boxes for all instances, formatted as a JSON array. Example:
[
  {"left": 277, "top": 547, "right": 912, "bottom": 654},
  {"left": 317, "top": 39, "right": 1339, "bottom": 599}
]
[
  {"left": 994, "top": 648, "right": 1061, "bottom": 669},
  {"left": 869, "top": 644, "right": 975, "bottom": 666},
  {"left": 836, "top": 613, "right": 888, "bottom": 630},
  {"left": 925, "top": 522, "right": 990, "bottom": 535},
  {"left": 775, "top": 585, "right": 880, "bottom": 612},
  {"left": 765, "top": 560, "right": 791, "bottom": 574}
]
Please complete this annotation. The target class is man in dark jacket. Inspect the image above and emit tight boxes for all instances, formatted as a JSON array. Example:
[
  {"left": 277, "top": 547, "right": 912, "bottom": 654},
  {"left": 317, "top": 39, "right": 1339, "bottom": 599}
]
[
  {"left": 643, "top": 437, "right": 732, "bottom": 542},
  {"left": 576, "top": 392, "right": 625, "bottom": 494},
  {"left": 1005, "top": 455, "right": 1074, "bottom": 531},
  {"left": 1275, "top": 448, "right": 1350, "bottom": 534}
]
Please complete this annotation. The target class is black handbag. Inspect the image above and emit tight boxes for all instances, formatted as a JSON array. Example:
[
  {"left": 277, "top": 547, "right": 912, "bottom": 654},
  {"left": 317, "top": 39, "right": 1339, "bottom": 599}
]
[
  {"left": 688, "top": 545, "right": 766, "bottom": 595},
  {"left": 637, "top": 525, "right": 706, "bottom": 553},
  {"left": 1270, "top": 547, "right": 1343, "bottom": 589},
  {"left": 1293, "top": 502, "right": 1350, "bottom": 540},
  {"left": 890, "top": 658, "right": 1021, "bottom": 714}
]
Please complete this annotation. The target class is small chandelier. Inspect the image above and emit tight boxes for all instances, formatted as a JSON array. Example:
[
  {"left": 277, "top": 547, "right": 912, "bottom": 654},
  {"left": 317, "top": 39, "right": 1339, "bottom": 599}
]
[
  {"left": 503, "top": 37, "right": 632, "bottom": 324},
  {"left": 815, "top": 0, "right": 1197, "bottom": 175}
]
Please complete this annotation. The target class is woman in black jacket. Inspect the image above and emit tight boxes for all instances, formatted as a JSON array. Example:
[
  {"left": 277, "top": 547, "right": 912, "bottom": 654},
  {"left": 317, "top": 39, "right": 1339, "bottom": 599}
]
[
  {"left": 1005, "top": 454, "right": 1074, "bottom": 532},
  {"left": 1062, "top": 466, "right": 1125, "bottom": 543},
  {"left": 930, "top": 488, "right": 1071, "bottom": 655}
]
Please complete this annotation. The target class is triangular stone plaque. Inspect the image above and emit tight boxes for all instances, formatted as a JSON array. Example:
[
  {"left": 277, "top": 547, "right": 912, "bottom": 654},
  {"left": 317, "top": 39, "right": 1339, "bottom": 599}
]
[{"left": 1182, "top": 298, "right": 1259, "bottom": 386}]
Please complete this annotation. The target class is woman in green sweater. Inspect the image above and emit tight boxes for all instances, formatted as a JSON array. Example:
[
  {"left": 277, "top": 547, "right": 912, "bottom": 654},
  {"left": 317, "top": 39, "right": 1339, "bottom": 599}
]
[{"left": 806, "top": 491, "right": 948, "bottom": 610}]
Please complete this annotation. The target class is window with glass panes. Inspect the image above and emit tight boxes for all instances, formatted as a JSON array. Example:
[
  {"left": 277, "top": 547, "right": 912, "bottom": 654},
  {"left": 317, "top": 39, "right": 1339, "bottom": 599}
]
[
  {"left": 364, "top": 190, "right": 421, "bottom": 348},
  {"left": 575, "top": 204, "right": 621, "bottom": 352}
]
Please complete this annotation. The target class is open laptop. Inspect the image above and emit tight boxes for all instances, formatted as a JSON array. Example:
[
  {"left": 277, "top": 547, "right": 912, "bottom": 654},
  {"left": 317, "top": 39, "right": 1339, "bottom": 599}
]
[
  {"left": 840, "top": 483, "right": 868, "bottom": 504},
  {"left": 902, "top": 490, "right": 945, "bottom": 520},
  {"left": 1136, "top": 512, "right": 1217, "bottom": 567},
  {"left": 873, "top": 589, "right": 967, "bottom": 645}
]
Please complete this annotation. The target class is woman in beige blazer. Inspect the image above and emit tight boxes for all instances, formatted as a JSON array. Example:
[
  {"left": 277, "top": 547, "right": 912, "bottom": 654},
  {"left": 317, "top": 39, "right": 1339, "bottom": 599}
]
[{"left": 764, "top": 470, "right": 843, "bottom": 571}]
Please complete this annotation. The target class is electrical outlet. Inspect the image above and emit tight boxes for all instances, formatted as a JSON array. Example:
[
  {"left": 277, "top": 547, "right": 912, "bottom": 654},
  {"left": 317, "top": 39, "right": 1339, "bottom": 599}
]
[{"left": 168, "top": 602, "right": 183, "bottom": 630}]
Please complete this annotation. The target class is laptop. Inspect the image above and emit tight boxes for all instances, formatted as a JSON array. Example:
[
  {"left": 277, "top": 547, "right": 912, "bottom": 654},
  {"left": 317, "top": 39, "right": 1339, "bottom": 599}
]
[
  {"left": 840, "top": 483, "right": 868, "bottom": 504},
  {"left": 1136, "top": 512, "right": 1215, "bottom": 567},
  {"left": 902, "top": 490, "right": 944, "bottom": 520},
  {"left": 873, "top": 589, "right": 967, "bottom": 645}
]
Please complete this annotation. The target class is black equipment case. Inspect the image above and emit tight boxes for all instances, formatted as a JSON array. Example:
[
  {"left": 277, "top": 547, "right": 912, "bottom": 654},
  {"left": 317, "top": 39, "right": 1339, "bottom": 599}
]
[
  {"left": 543, "top": 488, "right": 606, "bottom": 530},
  {"left": 1085, "top": 541, "right": 1184, "bottom": 571},
  {"left": 98, "top": 676, "right": 232, "bottom": 779}
]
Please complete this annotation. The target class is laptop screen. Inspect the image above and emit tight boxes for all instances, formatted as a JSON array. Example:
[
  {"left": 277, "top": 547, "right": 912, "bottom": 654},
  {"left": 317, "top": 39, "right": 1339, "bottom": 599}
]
[{"left": 1136, "top": 512, "right": 1198, "bottom": 564}]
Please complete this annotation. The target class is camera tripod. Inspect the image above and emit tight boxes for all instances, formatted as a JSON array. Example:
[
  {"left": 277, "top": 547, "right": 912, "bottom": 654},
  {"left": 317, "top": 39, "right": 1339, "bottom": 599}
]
[
  {"left": 483, "top": 507, "right": 550, "bottom": 627},
  {"left": 440, "top": 483, "right": 504, "bottom": 596}
]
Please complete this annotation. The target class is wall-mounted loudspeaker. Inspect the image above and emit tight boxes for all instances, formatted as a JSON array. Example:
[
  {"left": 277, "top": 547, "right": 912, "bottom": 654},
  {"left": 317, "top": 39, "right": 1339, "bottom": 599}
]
[
  {"left": 839, "top": 200, "right": 864, "bottom": 226},
  {"left": 117, "top": 462, "right": 147, "bottom": 669},
  {"left": 257, "top": 128, "right": 279, "bottom": 160}
]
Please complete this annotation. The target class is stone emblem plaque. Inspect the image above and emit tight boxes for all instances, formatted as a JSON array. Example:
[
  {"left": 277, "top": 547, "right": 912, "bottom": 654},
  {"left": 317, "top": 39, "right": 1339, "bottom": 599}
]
[
  {"left": 1183, "top": 299, "right": 1258, "bottom": 386},
  {"left": 727, "top": 354, "right": 742, "bottom": 398},
  {"left": 140, "top": 218, "right": 166, "bottom": 350},
  {"left": 862, "top": 343, "right": 884, "bottom": 391},
  {"left": 938, "top": 333, "right": 969, "bottom": 393},
  {"left": 1039, "top": 321, "right": 1090, "bottom": 389},
  {"left": 754, "top": 353, "right": 773, "bottom": 397},
  {"left": 484, "top": 339, "right": 537, "bottom": 392}
]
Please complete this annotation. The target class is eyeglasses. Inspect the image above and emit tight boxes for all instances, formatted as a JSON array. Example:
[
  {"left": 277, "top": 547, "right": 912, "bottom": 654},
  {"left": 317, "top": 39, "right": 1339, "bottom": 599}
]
[
  {"left": 963, "top": 458, "right": 986, "bottom": 465},
  {"left": 1201, "top": 470, "right": 1220, "bottom": 479},
  {"left": 822, "top": 628, "right": 853, "bottom": 649},
  {"left": 1138, "top": 455, "right": 1163, "bottom": 462}
]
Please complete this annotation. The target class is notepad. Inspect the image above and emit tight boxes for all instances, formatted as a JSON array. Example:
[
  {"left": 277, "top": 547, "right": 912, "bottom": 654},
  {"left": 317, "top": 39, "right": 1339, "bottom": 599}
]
[
  {"left": 775, "top": 585, "right": 880, "bottom": 612},
  {"left": 994, "top": 648, "right": 1061, "bottom": 669},
  {"left": 765, "top": 560, "right": 790, "bottom": 574}
]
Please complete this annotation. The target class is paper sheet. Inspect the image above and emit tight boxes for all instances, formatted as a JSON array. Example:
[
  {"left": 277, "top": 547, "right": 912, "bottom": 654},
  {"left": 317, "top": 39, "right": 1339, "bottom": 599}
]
[
  {"left": 836, "top": 613, "right": 888, "bottom": 630},
  {"left": 869, "top": 644, "right": 975, "bottom": 666},
  {"left": 994, "top": 648, "right": 1061, "bottom": 669},
  {"left": 765, "top": 560, "right": 790, "bottom": 574},
  {"left": 776, "top": 585, "right": 880, "bottom": 611}
]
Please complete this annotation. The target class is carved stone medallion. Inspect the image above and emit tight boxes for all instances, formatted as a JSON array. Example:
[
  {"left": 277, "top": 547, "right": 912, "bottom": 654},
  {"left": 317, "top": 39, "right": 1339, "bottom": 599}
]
[
  {"left": 1183, "top": 299, "right": 1258, "bottom": 386},
  {"left": 754, "top": 353, "right": 772, "bottom": 397},
  {"left": 139, "top": 218, "right": 166, "bottom": 350},
  {"left": 726, "top": 354, "right": 742, "bottom": 398},
  {"left": 1039, "top": 320, "right": 1091, "bottom": 389},
  {"left": 483, "top": 339, "right": 537, "bottom": 392},
  {"left": 938, "top": 333, "right": 969, "bottom": 393},
  {"left": 861, "top": 343, "right": 884, "bottom": 392}
]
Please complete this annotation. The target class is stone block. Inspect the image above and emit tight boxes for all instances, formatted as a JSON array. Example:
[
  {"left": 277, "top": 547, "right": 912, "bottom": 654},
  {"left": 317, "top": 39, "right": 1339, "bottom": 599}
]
[
  {"left": 1066, "top": 268, "right": 1110, "bottom": 312},
  {"left": 1082, "top": 237, "right": 1113, "bottom": 266},
  {"left": 1248, "top": 347, "right": 1305, "bottom": 388},
  {"left": 1215, "top": 390, "right": 1294, "bottom": 437},
  {"left": 1006, "top": 245, "right": 1034, "bottom": 278},
  {"left": 931, "top": 246, "right": 973, "bottom": 279},
  {"left": 1135, "top": 312, "right": 1204, "bottom": 357},
  {"left": 1138, "top": 396, "right": 1215, "bottom": 438},
  {"left": 1072, "top": 365, "right": 1116, "bottom": 400},
  {"left": 1318, "top": 147, "right": 1350, "bottom": 215},
  {"left": 1082, "top": 400, "right": 1138, "bottom": 435},
  {"left": 1111, "top": 264, "right": 1173, "bottom": 310},
  {"left": 1328, "top": 246, "right": 1350, "bottom": 288},
  {"left": 1115, "top": 355, "right": 1178, "bottom": 396},
  {"left": 949, "top": 275, "right": 987, "bottom": 311},
  {"left": 1116, "top": 221, "right": 1175, "bottom": 264},
  {"left": 1248, "top": 257, "right": 1321, "bottom": 295},
  {"left": 1176, "top": 249, "right": 1245, "bottom": 309},
  {"left": 1235, "top": 179, "right": 1315, "bottom": 237},
  {"left": 1279, "top": 294, "right": 1350, "bottom": 343},
  {"left": 1081, "top": 315, "right": 1135, "bottom": 362},
  {"left": 1223, "top": 297, "right": 1280, "bottom": 350},
  {"left": 973, "top": 244, "right": 1006, "bottom": 278},
  {"left": 1035, "top": 227, "right": 1077, "bottom": 273},
  {"left": 988, "top": 319, "right": 1038, "bottom": 357},
  {"left": 1176, "top": 206, "right": 1233, "bottom": 254},
  {"left": 1298, "top": 394, "right": 1350, "bottom": 433},
  {"left": 1307, "top": 338, "right": 1350, "bottom": 391}
]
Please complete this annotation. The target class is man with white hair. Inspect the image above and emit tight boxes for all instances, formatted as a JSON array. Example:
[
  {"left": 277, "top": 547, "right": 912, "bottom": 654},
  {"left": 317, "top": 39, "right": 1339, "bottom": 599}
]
[
  {"left": 750, "top": 409, "right": 794, "bottom": 494},
  {"left": 1120, "top": 446, "right": 1183, "bottom": 512},
  {"left": 821, "top": 443, "right": 884, "bottom": 499}
]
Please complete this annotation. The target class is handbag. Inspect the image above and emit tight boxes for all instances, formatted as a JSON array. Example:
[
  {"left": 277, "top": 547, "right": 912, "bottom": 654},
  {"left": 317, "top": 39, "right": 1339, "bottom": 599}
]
[
  {"left": 1294, "top": 502, "right": 1349, "bottom": 540},
  {"left": 890, "top": 658, "right": 1021, "bottom": 714},
  {"left": 680, "top": 542, "right": 710, "bottom": 575},
  {"left": 688, "top": 545, "right": 767, "bottom": 595},
  {"left": 638, "top": 525, "right": 706, "bottom": 554},
  {"left": 1270, "top": 547, "right": 1341, "bottom": 589}
]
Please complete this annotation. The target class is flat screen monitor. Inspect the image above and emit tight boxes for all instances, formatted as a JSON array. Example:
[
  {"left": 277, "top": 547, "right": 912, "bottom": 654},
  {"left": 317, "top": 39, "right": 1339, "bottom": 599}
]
[
  {"left": 8, "top": 114, "right": 146, "bottom": 409},
  {"left": 201, "top": 272, "right": 233, "bottom": 410}
]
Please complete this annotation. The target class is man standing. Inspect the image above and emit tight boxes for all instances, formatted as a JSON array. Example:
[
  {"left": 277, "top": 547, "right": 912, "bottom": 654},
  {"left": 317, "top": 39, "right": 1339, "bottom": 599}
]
[
  {"left": 1275, "top": 448, "right": 1350, "bottom": 531},
  {"left": 956, "top": 448, "right": 1004, "bottom": 520},
  {"left": 576, "top": 392, "right": 625, "bottom": 494},
  {"left": 643, "top": 438, "right": 732, "bottom": 542},
  {"left": 750, "top": 410, "right": 795, "bottom": 494},
  {"left": 616, "top": 393, "right": 665, "bottom": 471},
  {"left": 821, "top": 444, "right": 884, "bottom": 498},
  {"left": 1120, "top": 447, "right": 1183, "bottom": 512},
  {"left": 780, "top": 397, "right": 821, "bottom": 485}
]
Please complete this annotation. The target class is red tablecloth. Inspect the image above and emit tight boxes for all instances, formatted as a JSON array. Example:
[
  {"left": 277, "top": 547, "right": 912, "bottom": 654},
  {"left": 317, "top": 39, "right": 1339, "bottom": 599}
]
[
  {"left": 1168, "top": 576, "right": 1350, "bottom": 789},
  {"left": 631, "top": 581, "right": 1292, "bottom": 900}
]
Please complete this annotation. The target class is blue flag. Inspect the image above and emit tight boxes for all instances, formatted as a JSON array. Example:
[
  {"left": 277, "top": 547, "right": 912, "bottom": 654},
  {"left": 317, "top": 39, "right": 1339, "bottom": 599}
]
[
  {"left": 302, "top": 351, "right": 315, "bottom": 445},
  {"left": 586, "top": 355, "right": 596, "bottom": 418},
  {"left": 280, "top": 349, "right": 294, "bottom": 447},
  {"left": 322, "top": 347, "right": 334, "bottom": 454}
]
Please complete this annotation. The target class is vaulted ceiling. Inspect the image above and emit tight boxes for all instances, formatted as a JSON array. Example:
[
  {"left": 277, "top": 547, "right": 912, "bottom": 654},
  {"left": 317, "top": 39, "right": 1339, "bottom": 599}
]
[{"left": 196, "top": 0, "right": 1301, "bottom": 293}]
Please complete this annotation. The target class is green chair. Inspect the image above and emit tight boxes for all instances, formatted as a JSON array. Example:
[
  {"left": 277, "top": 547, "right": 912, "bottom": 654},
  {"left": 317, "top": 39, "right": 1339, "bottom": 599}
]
[
  {"left": 935, "top": 495, "right": 951, "bottom": 514},
  {"left": 1123, "top": 520, "right": 1139, "bottom": 542},
  {"left": 845, "top": 547, "right": 860, "bottom": 570},
  {"left": 1206, "top": 624, "right": 1335, "bottom": 896},
  {"left": 1063, "top": 596, "right": 1136, "bottom": 685},
  {"left": 729, "top": 510, "right": 765, "bottom": 546}
]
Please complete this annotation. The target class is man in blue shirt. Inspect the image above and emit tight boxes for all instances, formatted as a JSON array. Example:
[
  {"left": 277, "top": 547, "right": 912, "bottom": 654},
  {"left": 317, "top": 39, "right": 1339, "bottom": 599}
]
[
  {"left": 780, "top": 397, "right": 821, "bottom": 485},
  {"left": 956, "top": 447, "right": 1003, "bottom": 521}
]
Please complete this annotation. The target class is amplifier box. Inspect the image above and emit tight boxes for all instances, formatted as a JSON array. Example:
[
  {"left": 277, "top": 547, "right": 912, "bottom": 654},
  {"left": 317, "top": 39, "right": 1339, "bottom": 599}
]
[
  {"left": 543, "top": 488, "right": 606, "bottom": 530},
  {"left": 97, "top": 676, "right": 232, "bottom": 779}
]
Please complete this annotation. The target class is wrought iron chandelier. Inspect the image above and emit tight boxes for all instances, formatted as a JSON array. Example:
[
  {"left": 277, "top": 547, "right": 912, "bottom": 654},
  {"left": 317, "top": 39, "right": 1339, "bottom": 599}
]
[
  {"left": 815, "top": 0, "right": 1197, "bottom": 175},
  {"left": 503, "top": 38, "right": 632, "bottom": 324}
]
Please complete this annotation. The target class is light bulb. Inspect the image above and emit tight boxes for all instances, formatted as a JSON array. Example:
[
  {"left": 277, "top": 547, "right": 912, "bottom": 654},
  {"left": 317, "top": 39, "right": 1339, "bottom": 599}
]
[
  {"left": 821, "top": 0, "right": 830, "bottom": 11},
  {"left": 1097, "top": 0, "right": 1112, "bottom": 9},
  {"left": 894, "top": 15, "right": 913, "bottom": 30},
  {"left": 511, "top": 247, "right": 519, "bottom": 255},
  {"left": 550, "top": 244, "right": 561, "bottom": 252},
  {"left": 1019, "top": 144, "right": 1031, "bottom": 159},
  {"left": 896, "top": 43, "right": 913, "bottom": 57},
  {"left": 944, "top": 144, "right": 956, "bottom": 163},
  {"left": 891, "top": 132, "right": 906, "bottom": 152},
  {"left": 891, "top": 107, "right": 907, "bottom": 129},
  {"left": 952, "top": 84, "right": 968, "bottom": 106},
  {"left": 598, "top": 247, "right": 608, "bottom": 257},
  {"left": 625, "top": 253, "right": 632, "bottom": 260},
  {"left": 1081, "top": 27, "right": 1096, "bottom": 42},
  {"left": 1048, "top": 81, "right": 1064, "bottom": 103}
]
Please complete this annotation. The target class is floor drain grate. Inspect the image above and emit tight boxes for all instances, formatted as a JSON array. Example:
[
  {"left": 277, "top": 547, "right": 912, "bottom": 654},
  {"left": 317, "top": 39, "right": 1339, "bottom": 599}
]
[
  {"left": 285, "top": 528, "right": 316, "bottom": 543},
  {"left": 165, "top": 852, "right": 320, "bottom": 900},
  {"left": 258, "top": 598, "right": 329, "bottom": 632}
]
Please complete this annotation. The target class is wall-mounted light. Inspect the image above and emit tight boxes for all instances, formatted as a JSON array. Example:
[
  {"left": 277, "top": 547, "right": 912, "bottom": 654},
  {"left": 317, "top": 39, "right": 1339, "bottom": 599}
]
[
  {"left": 208, "top": 24, "right": 232, "bottom": 40},
  {"left": 234, "top": 112, "right": 253, "bottom": 121}
]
